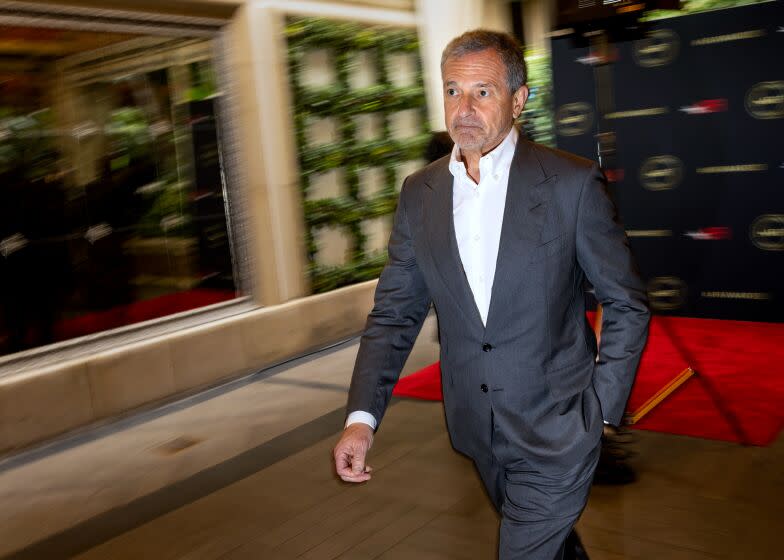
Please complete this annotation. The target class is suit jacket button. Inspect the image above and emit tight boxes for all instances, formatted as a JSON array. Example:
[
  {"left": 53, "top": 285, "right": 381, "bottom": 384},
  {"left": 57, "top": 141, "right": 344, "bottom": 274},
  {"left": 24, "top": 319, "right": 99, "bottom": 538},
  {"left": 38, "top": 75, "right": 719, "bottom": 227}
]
[
  {"left": 481, "top": 384, "right": 488, "bottom": 393},
  {"left": 482, "top": 343, "right": 493, "bottom": 352}
]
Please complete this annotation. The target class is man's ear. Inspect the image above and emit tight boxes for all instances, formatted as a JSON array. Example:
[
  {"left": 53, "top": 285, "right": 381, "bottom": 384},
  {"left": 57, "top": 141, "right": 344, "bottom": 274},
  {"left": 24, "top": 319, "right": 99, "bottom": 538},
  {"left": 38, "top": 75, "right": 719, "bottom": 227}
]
[{"left": 512, "top": 85, "right": 529, "bottom": 119}]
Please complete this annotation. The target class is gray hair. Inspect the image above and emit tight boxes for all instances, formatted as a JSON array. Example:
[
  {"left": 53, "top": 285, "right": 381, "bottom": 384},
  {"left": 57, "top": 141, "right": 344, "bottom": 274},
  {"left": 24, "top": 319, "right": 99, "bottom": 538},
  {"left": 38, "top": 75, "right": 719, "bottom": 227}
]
[{"left": 440, "top": 29, "right": 527, "bottom": 93}]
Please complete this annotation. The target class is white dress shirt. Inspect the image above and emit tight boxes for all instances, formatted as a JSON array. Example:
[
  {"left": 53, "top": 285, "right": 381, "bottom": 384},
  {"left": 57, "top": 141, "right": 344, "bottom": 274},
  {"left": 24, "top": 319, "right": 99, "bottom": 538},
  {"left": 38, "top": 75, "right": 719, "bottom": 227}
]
[
  {"left": 450, "top": 126, "right": 517, "bottom": 326},
  {"left": 346, "top": 128, "right": 519, "bottom": 431}
]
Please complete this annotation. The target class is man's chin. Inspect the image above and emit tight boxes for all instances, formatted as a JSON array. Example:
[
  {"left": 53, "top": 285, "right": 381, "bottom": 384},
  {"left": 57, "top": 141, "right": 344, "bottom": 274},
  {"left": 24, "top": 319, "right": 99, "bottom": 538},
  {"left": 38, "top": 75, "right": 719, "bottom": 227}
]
[{"left": 454, "top": 133, "right": 485, "bottom": 152}]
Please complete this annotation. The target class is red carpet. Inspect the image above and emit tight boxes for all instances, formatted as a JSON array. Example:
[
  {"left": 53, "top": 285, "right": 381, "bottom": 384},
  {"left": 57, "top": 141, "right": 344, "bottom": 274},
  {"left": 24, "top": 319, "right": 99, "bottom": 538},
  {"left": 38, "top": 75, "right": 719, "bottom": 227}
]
[
  {"left": 54, "top": 289, "right": 236, "bottom": 341},
  {"left": 393, "top": 315, "right": 784, "bottom": 446}
]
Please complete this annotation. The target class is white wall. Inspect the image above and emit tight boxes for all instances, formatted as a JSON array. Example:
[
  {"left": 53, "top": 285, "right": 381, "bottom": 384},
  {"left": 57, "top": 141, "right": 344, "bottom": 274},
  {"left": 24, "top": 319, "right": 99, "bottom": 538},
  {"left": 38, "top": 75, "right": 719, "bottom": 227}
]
[{"left": 523, "top": 0, "right": 554, "bottom": 53}]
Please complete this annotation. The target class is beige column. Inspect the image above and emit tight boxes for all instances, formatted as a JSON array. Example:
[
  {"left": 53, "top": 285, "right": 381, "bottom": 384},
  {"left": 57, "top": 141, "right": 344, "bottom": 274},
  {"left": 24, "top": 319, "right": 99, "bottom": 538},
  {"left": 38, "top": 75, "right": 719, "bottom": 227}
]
[
  {"left": 523, "top": 0, "right": 555, "bottom": 53},
  {"left": 224, "top": 4, "right": 308, "bottom": 305},
  {"left": 482, "top": 0, "right": 514, "bottom": 34}
]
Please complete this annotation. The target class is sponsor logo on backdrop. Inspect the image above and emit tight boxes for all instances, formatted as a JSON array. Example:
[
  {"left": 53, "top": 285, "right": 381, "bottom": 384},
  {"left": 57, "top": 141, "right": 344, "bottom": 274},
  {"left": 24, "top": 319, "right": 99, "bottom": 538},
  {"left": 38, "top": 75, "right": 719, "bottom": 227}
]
[
  {"left": 701, "top": 291, "right": 771, "bottom": 300},
  {"left": 696, "top": 164, "right": 767, "bottom": 173},
  {"left": 640, "top": 155, "right": 683, "bottom": 191},
  {"left": 0, "top": 233, "right": 29, "bottom": 257},
  {"left": 605, "top": 107, "right": 669, "bottom": 119},
  {"left": 555, "top": 102, "right": 594, "bottom": 136},
  {"left": 576, "top": 47, "right": 618, "bottom": 66},
  {"left": 691, "top": 29, "right": 765, "bottom": 46},
  {"left": 576, "top": 54, "right": 601, "bottom": 66},
  {"left": 750, "top": 214, "right": 784, "bottom": 251},
  {"left": 745, "top": 81, "right": 784, "bottom": 119},
  {"left": 684, "top": 227, "right": 732, "bottom": 240},
  {"left": 679, "top": 99, "right": 728, "bottom": 115},
  {"left": 633, "top": 29, "right": 679, "bottom": 68},
  {"left": 648, "top": 276, "right": 687, "bottom": 311},
  {"left": 626, "top": 229, "right": 672, "bottom": 238}
]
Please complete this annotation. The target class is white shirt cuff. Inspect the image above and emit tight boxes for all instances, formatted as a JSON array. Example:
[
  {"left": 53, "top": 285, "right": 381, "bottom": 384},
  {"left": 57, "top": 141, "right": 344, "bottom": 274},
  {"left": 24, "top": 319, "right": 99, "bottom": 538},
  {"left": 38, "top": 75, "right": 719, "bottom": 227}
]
[{"left": 345, "top": 411, "right": 377, "bottom": 430}]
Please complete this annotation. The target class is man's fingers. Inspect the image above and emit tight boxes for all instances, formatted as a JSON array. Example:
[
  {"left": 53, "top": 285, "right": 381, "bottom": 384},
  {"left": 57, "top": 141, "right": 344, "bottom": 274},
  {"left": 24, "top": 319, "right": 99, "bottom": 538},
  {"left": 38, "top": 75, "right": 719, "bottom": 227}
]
[
  {"left": 336, "top": 446, "right": 370, "bottom": 479},
  {"left": 339, "top": 464, "right": 373, "bottom": 482},
  {"left": 336, "top": 458, "right": 372, "bottom": 482},
  {"left": 334, "top": 443, "right": 365, "bottom": 467},
  {"left": 351, "top": 452, "right": 366, "bottom": 475},
  {"left": 339, "top": 469, "right": 372, "bottom": 483},
  {"left": 335, "top": 451, "right": 372, "bottom": 474},
  {"left": 334, "top": 451, "right": 352, "bottom": 474}
]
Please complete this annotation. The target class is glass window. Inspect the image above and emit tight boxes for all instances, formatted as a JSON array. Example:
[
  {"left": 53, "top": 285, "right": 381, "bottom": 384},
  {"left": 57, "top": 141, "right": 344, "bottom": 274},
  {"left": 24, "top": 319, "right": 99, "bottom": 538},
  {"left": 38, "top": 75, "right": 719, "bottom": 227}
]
[{"left": 0, "top": 27, "right": 239, "bottom": 356}]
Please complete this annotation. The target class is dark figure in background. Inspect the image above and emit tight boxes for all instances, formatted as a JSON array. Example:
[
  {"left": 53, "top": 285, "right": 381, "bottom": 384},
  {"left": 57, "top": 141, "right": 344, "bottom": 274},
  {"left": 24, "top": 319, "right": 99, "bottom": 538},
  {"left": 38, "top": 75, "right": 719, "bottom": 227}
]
[
  {"left": 82, "top": 153, "right": 154, "bottom": 311},
  {"left": 335, "top": 30, "right": 649, "bottom": 559},
  {"left": 0, "top": 169, "right": 70, "bottom": 353},
  {"left": 423, "top": 130, "right": 455, "bottom": 164}
]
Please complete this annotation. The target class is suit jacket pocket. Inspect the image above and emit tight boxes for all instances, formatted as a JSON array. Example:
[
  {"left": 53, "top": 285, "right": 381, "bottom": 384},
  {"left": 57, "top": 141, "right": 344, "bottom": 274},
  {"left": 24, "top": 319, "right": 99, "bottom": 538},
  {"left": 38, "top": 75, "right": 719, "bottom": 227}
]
[
  {"left": 545, "top": 357, "right": 594, "bottom": 401},
  {"left": 531, "top": 234, "right": 567, "bottom": 263}
]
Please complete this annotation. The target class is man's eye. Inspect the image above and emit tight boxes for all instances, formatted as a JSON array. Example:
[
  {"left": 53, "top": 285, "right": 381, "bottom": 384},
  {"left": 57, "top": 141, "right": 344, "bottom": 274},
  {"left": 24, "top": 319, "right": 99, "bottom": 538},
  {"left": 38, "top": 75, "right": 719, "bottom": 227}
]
[
  {"left": 479, "top": 89, "right": 489, "bottom": 97},
  {"left": 447, "top": 88, "right": 457, "bottom": 96}
]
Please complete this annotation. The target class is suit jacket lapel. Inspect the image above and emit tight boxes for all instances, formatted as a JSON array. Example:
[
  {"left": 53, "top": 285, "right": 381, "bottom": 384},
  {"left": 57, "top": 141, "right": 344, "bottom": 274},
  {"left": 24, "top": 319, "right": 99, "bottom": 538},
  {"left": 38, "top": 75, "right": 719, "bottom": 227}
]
[
  {"left": 485, "top": 140, "right": 557, "bottom": 336},
  {"left": 423, "top": 163, "right": 485, "bottom": 329}
]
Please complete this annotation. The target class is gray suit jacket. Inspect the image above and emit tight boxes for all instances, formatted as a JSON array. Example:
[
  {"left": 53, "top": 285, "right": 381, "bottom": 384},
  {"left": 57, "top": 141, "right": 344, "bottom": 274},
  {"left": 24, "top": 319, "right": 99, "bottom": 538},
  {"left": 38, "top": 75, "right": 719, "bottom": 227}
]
[{"left": 347, "top": 137, "right": 650, "bottom": 471}]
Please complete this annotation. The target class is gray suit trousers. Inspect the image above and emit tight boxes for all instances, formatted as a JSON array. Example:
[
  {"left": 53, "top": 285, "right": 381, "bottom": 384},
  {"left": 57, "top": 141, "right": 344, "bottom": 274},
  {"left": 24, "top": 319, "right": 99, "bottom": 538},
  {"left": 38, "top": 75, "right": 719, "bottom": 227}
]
[{"left": 475, "top": 415, "right": 601, "bottom": 560}]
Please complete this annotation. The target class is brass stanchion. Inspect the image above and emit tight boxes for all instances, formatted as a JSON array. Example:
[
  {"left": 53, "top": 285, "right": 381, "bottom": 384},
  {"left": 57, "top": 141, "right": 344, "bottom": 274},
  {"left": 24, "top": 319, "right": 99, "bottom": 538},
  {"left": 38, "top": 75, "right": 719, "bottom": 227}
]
[{"left": 627, "top": 366, "right": 696, "bottom": 425}]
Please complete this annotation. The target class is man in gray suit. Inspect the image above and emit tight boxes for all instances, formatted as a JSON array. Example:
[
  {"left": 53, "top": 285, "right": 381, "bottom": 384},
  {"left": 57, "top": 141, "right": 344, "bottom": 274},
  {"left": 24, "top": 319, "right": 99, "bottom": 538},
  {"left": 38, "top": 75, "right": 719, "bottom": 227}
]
[{"left": 334, "top": 30, "right": 649, "bottom": 559}]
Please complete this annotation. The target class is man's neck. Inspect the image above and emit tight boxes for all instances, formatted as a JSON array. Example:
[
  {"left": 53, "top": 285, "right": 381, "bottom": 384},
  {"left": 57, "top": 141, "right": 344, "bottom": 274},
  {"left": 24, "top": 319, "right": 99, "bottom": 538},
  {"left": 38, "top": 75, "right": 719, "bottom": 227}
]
[{"left": 458, "top": 126, "right": 513, "bottom": 184}]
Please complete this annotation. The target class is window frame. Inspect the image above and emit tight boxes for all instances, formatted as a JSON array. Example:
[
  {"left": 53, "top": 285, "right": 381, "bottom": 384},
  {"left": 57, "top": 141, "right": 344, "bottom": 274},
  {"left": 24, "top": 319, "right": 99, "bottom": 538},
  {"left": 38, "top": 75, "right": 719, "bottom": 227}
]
[{"left": 0, "top": 2, "right": 255, "bottom": 374}]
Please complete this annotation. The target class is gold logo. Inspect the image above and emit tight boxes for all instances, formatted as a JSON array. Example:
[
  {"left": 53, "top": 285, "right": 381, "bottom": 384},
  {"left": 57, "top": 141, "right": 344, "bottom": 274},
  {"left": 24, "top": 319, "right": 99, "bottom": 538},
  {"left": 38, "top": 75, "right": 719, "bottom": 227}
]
[
  {"left": 640, "top": 155, "right": 683, "bottom": 191},
  {"left": 555, "top": 102, "right": 593, "bottom": 137},
  {"left": 702, "top": 291, "right": 771, "bottom": 300},
  {"left": 691, "top": 29, "right": 765, "bottom": 46},
  {"left": 697, "top": 164, "right": 767, "bottom": 174},
  {"left": 605, "top": 107, "right": 669, "bottom": 119},
  {"left": 626, "top": 229, "right": 672, "bottom": 238},
  {"left": 634, "top": 29, "right": 679, "bottom": 68},
  {"left": 648, "top": 276, "right": 687, "bottom": 311},
  {"left": 750, "top": 214, "right": 784, "bottom": 251},
  {"left": 745, "top": 81, "right": 784, "bottom": 119}
]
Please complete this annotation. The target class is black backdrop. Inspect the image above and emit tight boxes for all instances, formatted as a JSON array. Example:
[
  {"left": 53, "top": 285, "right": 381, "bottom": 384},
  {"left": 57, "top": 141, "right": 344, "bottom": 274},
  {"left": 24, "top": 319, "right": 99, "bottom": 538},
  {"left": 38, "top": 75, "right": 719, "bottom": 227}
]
[{"left": 551, "top": 1, "right": 783, "bottom": 322}]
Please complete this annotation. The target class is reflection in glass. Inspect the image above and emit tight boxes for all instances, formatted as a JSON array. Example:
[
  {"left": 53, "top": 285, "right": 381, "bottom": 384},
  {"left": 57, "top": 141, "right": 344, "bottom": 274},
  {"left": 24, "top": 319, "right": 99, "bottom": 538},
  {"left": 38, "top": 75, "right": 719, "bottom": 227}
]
[{"left": 0, "top": 27, "right": 237, "bottom": 356}]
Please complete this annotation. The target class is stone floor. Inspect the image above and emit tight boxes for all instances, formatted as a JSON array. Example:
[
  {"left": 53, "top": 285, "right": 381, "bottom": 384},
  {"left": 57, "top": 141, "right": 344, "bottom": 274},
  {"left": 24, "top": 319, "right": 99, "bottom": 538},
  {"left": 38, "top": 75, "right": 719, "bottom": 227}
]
[{"left": 0, "top": 315, "right": 780, "bottom": 559}]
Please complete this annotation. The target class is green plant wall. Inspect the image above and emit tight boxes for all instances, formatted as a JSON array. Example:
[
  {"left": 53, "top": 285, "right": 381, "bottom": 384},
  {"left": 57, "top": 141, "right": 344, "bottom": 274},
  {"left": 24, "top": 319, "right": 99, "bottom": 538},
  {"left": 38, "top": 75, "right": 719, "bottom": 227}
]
[
  {"left": 286, "top": 17, "right": 430, "bottom": 294},
  {"left": 521, "top": 49, "right": 555, "bottom": 147}
]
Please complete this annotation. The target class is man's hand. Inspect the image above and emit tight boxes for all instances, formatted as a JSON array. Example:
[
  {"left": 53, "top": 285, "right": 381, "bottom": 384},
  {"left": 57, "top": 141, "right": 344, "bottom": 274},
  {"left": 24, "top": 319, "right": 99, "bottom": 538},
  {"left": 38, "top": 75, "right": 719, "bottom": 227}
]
[{"left": 334, "top": 423, "right": 374, "bottom": 483}]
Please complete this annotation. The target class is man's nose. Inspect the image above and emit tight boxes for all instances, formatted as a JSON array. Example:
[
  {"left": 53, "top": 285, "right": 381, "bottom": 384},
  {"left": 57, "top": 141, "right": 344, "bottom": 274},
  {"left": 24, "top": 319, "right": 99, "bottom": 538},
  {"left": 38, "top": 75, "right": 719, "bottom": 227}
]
[{"left": 457, "top": 95, "right": 474, "bottom": 117}]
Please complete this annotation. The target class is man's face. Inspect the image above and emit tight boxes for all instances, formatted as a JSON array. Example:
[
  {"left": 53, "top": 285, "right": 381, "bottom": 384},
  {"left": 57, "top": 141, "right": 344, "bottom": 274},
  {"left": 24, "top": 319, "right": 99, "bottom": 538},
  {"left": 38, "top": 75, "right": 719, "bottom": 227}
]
[{"left": 442, "top": 49, "right": 528, "bottom": 156}]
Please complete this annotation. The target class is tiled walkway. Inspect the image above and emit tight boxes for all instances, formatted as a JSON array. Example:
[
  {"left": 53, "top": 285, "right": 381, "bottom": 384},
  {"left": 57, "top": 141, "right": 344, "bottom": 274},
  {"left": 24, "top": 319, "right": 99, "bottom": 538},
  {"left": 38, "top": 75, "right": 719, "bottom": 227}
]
[{"left": 1, "top": 316, "right": 779, "bottom": 559}]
